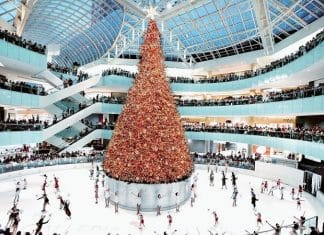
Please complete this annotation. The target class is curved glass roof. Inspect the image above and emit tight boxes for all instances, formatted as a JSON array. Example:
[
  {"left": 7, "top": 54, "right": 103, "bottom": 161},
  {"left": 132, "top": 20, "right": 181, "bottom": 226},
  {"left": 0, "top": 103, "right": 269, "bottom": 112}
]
[
  {"left": 22, "top": 0, "right": 124, "bottom": 66},
  {"left": 0, "top": 0, "right": 20, "bottom": 23},
  {"left": 19, "top": 0, "right": 323, "bottom": 65}
]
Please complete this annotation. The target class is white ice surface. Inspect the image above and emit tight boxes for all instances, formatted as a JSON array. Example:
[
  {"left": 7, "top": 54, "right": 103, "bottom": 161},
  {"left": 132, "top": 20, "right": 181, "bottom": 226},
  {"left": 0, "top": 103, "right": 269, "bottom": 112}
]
[{"left": 0, "top": 165, "right": 323, "bottom": 235}]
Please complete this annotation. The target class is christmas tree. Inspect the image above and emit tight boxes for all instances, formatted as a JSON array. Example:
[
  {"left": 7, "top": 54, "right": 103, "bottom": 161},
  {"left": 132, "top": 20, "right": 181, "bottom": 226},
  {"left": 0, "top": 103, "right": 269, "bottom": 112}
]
[{"left": 103, "top": 19, "right": 193, "bottom": 184}]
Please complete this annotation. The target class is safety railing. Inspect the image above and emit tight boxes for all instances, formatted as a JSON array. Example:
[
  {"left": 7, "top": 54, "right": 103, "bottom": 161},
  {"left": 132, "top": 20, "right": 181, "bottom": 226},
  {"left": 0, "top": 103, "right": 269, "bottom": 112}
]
[
  {"left": 0, "top": 155, "right": 103, "bottom": 174},
  {"left": 246, "top": 216, "right": 318, "bottom": 235}
]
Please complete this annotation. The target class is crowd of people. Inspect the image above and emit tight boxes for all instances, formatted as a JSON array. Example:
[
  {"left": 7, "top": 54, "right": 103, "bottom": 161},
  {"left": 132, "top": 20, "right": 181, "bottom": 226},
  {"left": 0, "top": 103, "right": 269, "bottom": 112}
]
[
  {"left": 102, "top": 68, "right": 137, "bottom": 78},
  {"left": 0, "top": 74, "right": 47, "bottom": 96},
  {"left": 0, "top": 115, "right": 44, "bottom": 132},
  {"left": 0, "top": 150, "right": 103, "bottom": 165},
  {"left": 47, "top": 62, "right": 78, "bottom": 75},
  {"left": 1, "top": 110, "right": 323, "bottom": 144},
  {"left": 170, "top": 29, "right": 324, "bottom": 84},
  {"left": 102, "top": 29, "right": 323, "bottom": 85},
  {"left": 176, "top": 85, "right": 323, "bottom": 106},
  {"left": 0, "top": 29, "right": 46, "bottom": 54},
  {"left": 47, "top": 63, "right": 90, "bottom": 89},
  {"left": 192, "top": 152, "right": 256, "bottom": 170},
  {"left": 184, "top": 122, "right": 324, "bottom": 143}
]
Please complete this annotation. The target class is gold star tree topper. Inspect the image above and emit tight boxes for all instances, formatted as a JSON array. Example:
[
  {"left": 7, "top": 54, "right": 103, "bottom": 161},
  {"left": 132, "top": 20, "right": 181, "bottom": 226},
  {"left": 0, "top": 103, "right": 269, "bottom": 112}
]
[{"left": 146, "top": 6, "right": 158, "bottom": 20}]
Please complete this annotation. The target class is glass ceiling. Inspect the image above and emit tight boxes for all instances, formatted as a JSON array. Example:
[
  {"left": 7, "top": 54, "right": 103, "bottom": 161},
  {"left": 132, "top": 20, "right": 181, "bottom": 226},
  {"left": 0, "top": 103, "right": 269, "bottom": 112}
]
[
  {"left": 22, "top": 0, "right": 124, "bottom": 66},
  {"left": 0, "top": 0, "right": 20, "bottom": 23},
  {"left": 19, "top": 0, "right": 324, "bottom": 65}
]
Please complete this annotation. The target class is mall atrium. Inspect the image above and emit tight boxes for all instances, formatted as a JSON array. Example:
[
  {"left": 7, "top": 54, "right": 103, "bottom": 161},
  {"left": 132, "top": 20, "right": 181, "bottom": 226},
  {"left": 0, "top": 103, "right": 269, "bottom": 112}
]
[{"left": 0, "top": 0, "right": 323, "bottom": 234}]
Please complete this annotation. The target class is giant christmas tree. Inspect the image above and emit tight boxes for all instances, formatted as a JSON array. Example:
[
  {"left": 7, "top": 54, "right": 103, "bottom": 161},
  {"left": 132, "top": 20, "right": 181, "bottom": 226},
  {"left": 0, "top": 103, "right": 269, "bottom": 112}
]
[{"left": 103, "top": 19, "right": 193, "bottom": 184}]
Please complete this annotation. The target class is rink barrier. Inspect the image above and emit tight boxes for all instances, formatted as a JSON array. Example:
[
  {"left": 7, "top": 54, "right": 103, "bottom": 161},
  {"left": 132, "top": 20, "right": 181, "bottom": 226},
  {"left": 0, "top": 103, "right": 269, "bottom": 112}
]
[
  {"left": 0, "top": 156, "right": 103, "bottom": 181},
  {"left": 244, "top": 216, "right": 318, "bottom": 234},
  {"left": 105, "top": 175, "right": 192, "bottom": 212}
]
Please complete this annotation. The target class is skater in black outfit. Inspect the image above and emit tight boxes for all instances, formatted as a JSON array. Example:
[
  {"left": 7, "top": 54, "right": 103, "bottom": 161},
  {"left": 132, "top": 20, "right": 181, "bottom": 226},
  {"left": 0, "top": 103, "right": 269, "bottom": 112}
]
[
  {"left": 10, "top": 209, "right": 20, "bottom": 235},
  {"left": 251, "top": 190, "right": 258, "bottom": 210},
  {"left": 231, "top": 172, "right": 237, "bottom": 187},
  {"left": 37, "top": 193, "right": 49, "bottom": 212},
  {"left": 63, "top": 200, "right": 71, "bottom": 219},
  {"left": 294, "top": 213, "right": 306, "bottom": 234},
  {"left": 34, "top": 215, "right": 50, "bottom": 235},
  {"left": 6, "top": 205, "right": 20, "bottom": 229},
  {"left": 221, "top": 171, "right": 227, "bottom": 189}
]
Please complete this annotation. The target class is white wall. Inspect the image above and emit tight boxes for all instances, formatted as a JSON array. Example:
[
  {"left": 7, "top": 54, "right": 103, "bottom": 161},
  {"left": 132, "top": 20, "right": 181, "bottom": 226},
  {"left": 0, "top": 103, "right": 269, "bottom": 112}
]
[{"left": 255, "top": 161, "right": 304, "bottom": 187}]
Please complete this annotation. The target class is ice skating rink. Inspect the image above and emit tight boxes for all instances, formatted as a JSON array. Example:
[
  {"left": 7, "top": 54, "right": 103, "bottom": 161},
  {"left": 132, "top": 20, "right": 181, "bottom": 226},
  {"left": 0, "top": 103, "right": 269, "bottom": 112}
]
[{"left": 0, "top": 164, "right": 323, "bottom": 235}]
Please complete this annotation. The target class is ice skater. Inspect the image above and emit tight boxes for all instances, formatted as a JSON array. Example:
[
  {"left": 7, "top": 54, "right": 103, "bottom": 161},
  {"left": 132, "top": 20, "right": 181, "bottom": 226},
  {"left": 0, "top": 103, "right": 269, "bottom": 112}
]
[
  {"left": 264, "top": 181, "right": 268, "bottom": 192},
  {"left": 232, "top": 186, "right": 238, "bottom": 207},
  {"left": 276, "top": 179, "right": 281, "bottom": 189},
  {"left": 58, "top": 195, "right": 65, "bottom": 210},
  {"left": 139, "top": 213, "right": 145, "bottom": 229},
  {"left": 89, "top": 168, "right": 94, "bottom": 180},
  {"left": 175, "top": 192, "right": 180, "bottom": 212},
  {"left": 291, "top": 188, "right": 295, "bottom": 200},
  {"left": 23, "top": 178, "right": 27, "bottom": 190},
  {"left": 5, "top": 205, "right": 20, "bottom": 229},
  {"left": 291, "top": 221, "right": 299, "bottom": 235},
  {"left": 104, "top": 188, "right": 110, "bottom": 208},
  {"left": 114, "top": 191, "right": 119, "bottom": 213},
  {"left": 261, "top": 181, "right": 265, "bottom": 194},
  {"left": 132, "top": 192, "right": 142, "bottom": 214},
  {"left": 293, "top": 212, "right": 306, "bottom": 235},
  {"left": 167, "top": 214, "right": 172, "bottom": 228},
  {"left": 268, "top": 185, "right": 275, "bottom": 196},
  {"left": 190, "top": 184, "right": 195, "bottom": 207},
  {"left": 212, "top": 211, "right": 218, "bottom": 226},
  {"left": 41, "top": 178, "right": 47, "bottom": 193},
  {"left": 63, "top": 199, "right": 71, "bottom": 219},
  {"left": 13, "top": 181, "right": 21, "bottom": 204},
  {"left": 209, "top": 170, "right": 215, "bottom": 186},
  {"left": 221, "top": 171, "right": 227, "bottom": 189},
  {"left": 54, "top": 176, "right": 59, "bottom": 193},
  {"left": 266, "top": 221, "right": 284, "bottom": 235},
  {"left": 157, "top": 194, "right": 162, "bottom": 216},
  {"left": 10, "top": 208, "right": 20, "bottom": 235},
  {"left": 37, "top": 193, "right": 49, "bottom": 212},
  {"left": 94, "top": 183, "right": 99, "bottom": 204},
  {"left": 255, "top": 212, "right": 263, "bottom": 230},
  {"left": 101, "top": 174, "right": 105, "bottom": 187},
  {"left": 34, "top": 214, "right": 50, "bottom": 235},
  {"left": 280, "top": 187, "right": 284, "bottom": 200},
  {"left": 231, "top": 172, "right": 237, "bottom": 187},
  {"left": 296, "top": 197, "right": 304, "bottom": 210},
  {"left": 251, "top": 190, "right": 258, "bottom": 210},
  {"left": 297, "top": 185, "right": 303, "bottom": 198}
]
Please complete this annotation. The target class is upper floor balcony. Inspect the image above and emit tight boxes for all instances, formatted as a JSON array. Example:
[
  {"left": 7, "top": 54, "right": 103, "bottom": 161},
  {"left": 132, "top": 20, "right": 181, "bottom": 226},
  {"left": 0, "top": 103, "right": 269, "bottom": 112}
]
[
  {"left": 0, "top": 39, "right": 47, "bottom": 73},
  {"left": 101, "top": 41, "right": 324, "bottom": 93}
]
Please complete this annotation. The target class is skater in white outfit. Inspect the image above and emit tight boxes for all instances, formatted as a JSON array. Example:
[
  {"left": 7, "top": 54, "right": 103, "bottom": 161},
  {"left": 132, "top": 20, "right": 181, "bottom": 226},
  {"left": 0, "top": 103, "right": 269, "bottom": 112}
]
[
  {"left": 13, "top": 182, "right": 21, "bottom": 204},
  {"left": 175, "top": 192, "right": 180, "bottom": 212},
  {"left": 156, "top": 194, "right": 162, "bottom": 216},
  {"left": 104, "top": 188, "right": 110, "bottom": 208},
  {"left": 114, "top": 191, "right": 119, "bottom": 213}
]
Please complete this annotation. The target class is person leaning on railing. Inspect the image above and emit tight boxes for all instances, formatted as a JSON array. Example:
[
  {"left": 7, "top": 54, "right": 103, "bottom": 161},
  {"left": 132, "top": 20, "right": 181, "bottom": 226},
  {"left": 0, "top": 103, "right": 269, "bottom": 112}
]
[{"left": 0, "top": 28, "right": 46, "bottom": 54}]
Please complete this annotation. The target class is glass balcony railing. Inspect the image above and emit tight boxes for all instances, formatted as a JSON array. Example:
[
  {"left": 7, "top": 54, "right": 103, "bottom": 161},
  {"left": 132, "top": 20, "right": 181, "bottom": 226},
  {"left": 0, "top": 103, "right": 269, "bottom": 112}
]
[
  {"left": 0, "top": 155, "right": 103, "bottom": 175},
  {"left": 101, "top": 42, "right": 324, "bottom": 93},
  {"left": 0, "top": 39, "right": 47, "bottom": 69}
]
